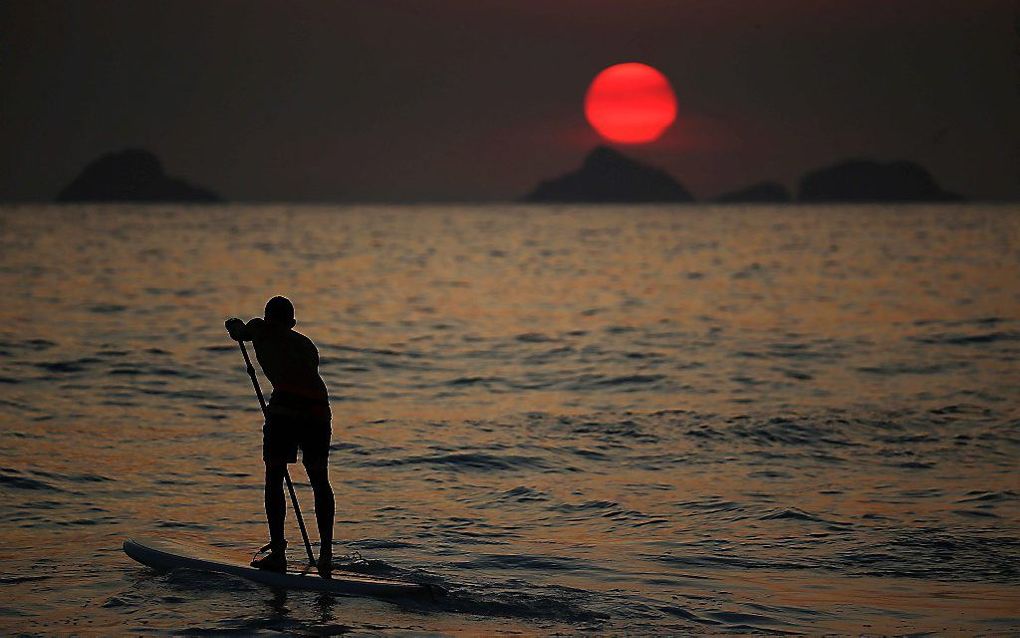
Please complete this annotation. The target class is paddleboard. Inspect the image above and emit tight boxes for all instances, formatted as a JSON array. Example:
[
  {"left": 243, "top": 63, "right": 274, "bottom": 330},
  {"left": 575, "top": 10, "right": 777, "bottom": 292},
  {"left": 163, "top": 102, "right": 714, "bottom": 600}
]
[{"left": 124, "top": 537, "right": 432, "bottom": 598}]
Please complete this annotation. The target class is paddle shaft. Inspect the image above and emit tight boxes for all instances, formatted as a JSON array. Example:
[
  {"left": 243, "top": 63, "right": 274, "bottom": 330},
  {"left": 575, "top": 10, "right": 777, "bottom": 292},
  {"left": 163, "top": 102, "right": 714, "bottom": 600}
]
[{"left": 238, "top": 341, "right": 316, "bottom": 566}]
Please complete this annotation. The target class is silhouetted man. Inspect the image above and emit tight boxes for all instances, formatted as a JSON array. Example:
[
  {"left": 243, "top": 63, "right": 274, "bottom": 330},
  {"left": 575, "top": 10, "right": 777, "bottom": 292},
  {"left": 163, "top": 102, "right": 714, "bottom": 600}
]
[{"left": 225, "top": 296, "right": 334, "bottom": 575}]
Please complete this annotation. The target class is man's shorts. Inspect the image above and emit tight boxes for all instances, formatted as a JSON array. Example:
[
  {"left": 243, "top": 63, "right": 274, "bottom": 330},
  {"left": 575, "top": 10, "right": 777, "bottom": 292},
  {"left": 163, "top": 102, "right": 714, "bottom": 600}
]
[{"left": 263, "top": 412, "right": 331, "bottom": 467}]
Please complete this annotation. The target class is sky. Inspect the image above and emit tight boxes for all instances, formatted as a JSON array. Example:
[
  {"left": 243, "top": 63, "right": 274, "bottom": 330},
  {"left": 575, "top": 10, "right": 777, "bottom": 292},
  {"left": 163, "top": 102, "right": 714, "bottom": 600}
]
[{"left": 1, "top": 0, "right": 1017, "bottom": 202}]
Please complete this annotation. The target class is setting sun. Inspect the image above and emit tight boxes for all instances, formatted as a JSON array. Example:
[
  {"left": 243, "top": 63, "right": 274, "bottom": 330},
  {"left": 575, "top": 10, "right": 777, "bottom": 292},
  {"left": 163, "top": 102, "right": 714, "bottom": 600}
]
[{"left": 584, "top": 62, "right": 677, "bottom": 144}]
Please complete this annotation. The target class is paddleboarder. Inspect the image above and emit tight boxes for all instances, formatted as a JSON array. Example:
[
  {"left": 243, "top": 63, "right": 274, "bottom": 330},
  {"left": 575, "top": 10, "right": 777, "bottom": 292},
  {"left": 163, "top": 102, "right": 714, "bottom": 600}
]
[{"left": 225, "top": 296, "right": 334, "bottom": 576}]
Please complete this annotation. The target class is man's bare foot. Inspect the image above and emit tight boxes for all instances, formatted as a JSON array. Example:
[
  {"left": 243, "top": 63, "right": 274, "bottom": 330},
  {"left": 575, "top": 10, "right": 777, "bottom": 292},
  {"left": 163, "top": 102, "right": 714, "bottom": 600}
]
[{"left": 251, "top": 550, "right": 287, "bottom": 573}]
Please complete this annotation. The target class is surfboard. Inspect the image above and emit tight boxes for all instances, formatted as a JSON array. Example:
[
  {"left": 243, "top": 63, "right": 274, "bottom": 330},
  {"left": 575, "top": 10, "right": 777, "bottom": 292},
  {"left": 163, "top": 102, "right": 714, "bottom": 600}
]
[{"left": 124, "top": 537, "right": 432, "bottom": 598}]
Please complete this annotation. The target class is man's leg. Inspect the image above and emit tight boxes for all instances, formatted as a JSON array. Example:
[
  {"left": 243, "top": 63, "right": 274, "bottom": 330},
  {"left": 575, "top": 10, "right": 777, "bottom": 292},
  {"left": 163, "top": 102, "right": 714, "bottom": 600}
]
[
  {"left": 264, "top": 461, "right": 287, "bottom": 550},
  {"left": 304, "top": 461, "right": 335, "bottom": 566}
]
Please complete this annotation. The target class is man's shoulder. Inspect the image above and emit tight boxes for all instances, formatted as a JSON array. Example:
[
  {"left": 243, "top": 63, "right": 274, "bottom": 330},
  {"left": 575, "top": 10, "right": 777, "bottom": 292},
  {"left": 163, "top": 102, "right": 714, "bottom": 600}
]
[{"left": 290, "top": 329, "right": 318, "bottom": 349}]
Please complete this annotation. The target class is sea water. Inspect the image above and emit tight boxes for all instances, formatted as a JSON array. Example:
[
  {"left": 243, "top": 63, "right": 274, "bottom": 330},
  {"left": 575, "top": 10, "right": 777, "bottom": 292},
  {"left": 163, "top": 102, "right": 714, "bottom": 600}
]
[{"left": 0, "top": 204, "right": 1017, "bottom": 635}]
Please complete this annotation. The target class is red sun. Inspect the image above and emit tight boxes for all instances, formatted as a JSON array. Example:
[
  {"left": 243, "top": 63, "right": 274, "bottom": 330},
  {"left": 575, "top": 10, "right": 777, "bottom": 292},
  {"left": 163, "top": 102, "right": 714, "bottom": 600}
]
[{"left": 584, "top": 63, "right": 677, "bottom": 144}]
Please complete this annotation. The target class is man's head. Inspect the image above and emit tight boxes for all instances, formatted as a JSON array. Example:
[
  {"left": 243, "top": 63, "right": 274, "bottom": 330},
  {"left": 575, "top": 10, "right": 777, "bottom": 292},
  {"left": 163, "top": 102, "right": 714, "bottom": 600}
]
[{"left": 264, "top": 296, "right": 296, "bottom": 329}]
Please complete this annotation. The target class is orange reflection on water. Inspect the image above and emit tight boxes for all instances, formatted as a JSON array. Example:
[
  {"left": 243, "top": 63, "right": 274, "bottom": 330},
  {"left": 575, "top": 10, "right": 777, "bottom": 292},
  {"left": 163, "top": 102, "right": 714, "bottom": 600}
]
[{"left": 0, "top": 204, "right": 1017, "bottom": 634}]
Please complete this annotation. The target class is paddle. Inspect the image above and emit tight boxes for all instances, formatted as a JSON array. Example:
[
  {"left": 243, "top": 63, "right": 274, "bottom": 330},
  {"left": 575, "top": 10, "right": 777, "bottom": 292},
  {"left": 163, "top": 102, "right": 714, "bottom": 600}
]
[{"left": 237, "top": 341, "right": 316, "bottom": 566}]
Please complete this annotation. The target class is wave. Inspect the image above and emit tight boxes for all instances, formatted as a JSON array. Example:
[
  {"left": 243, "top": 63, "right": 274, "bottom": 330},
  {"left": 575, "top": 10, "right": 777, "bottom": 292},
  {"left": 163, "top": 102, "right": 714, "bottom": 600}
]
[
  {"left": 911, "top": 331, "right": 1020, "bottom": 346},
  {"left": 0, "top": 471, "right": 62, "bottom": 492},
  {"left": 365, "top": 452, "right": 550, "bottom": 472}
]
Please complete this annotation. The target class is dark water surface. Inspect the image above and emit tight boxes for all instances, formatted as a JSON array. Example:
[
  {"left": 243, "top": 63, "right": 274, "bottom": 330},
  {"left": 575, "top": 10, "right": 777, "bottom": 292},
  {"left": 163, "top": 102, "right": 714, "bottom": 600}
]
[{"left": 1, "top": 204, "right": 1017, "bottom": 635}]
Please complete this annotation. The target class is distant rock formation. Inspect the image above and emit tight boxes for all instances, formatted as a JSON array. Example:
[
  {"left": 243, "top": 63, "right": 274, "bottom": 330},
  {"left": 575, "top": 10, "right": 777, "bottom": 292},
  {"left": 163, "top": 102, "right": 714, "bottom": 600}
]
[
  {"left": 716, "top": 181, "right": 791, "bottom": 203},
  {"left": 798, "top": 159, "right": 961, "bottom": 202},
  {"left": 525, "top": 146, "right": 694, "bottom": 203},
  {"left": 57, "top": 149, "right": 221, "bottom": 202}
]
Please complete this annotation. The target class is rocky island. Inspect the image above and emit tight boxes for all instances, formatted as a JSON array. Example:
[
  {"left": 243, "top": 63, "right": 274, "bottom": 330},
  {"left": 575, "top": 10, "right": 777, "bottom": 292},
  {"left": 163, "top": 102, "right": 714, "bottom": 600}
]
[
  {"left": 525, "top": 147, "right": 963, "bottom": 204},
  {"left": 524, "top": 146, "right": 694, "bottom": 203},
  {"left": 57, "top": 149, "right": 221, "bottom": 202},
  {"left": 798, "top": 159, "right": 961, "bottom": 202}
]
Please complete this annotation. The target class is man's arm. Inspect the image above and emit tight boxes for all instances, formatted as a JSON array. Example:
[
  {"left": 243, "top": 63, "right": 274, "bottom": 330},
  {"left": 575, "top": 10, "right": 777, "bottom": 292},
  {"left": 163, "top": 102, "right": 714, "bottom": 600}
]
[{"left": 225, "top": 317, "right": 265, "bottom": 342}]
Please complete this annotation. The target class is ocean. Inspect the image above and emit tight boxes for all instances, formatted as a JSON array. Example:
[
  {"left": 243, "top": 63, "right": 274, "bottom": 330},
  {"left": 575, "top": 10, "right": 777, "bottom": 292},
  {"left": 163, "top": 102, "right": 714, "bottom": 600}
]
[{"left": 0, "top": 203, "right": 1017, "bottom": 635}]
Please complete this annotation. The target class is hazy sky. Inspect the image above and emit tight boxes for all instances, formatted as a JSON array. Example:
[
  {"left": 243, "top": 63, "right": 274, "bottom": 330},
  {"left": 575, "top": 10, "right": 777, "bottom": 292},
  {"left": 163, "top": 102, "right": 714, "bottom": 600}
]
[{"left": 2, "top": 1, "right": 1017, "bottom": 201}]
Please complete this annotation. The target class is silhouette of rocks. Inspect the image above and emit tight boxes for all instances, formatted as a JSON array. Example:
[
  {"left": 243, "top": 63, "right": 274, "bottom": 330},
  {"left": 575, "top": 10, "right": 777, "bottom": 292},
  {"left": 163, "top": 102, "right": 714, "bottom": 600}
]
[
  {"left": 716, "top": 181, "right": 791, "bottom": 203},
  {"left": 57, "top": 149, "right": 221, "bottom": 202},
  {"left": 798, "top": 159, "right": 961, "bottom": 202},
  {"left": 525, "top": 146, "right": 694, "bottom": 202}
]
